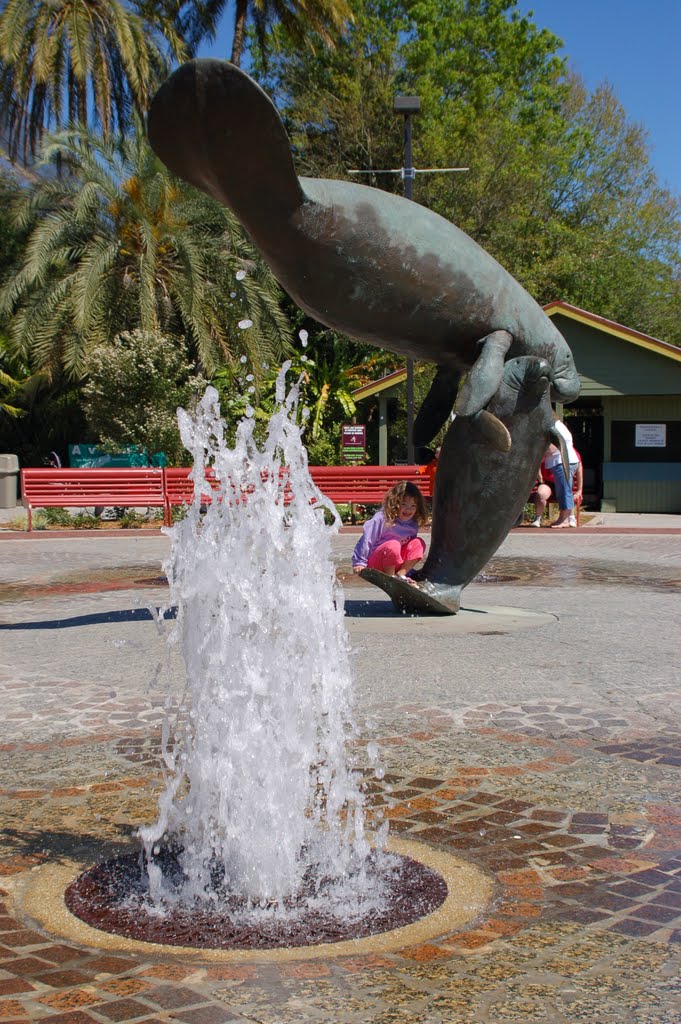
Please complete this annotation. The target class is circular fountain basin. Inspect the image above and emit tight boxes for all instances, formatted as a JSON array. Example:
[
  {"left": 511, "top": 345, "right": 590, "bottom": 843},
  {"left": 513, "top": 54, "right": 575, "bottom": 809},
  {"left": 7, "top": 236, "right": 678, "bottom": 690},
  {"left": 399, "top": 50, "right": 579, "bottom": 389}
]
[{"left": 16, "top": 839, "right": 493, "bottom": 962}]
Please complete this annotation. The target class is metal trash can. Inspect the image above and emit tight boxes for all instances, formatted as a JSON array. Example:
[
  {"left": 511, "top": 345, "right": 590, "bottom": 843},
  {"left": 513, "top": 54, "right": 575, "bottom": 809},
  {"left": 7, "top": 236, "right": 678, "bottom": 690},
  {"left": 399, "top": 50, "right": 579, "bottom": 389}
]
[{"left": 0, "top": 454, "right": 19, "bottom": 508}]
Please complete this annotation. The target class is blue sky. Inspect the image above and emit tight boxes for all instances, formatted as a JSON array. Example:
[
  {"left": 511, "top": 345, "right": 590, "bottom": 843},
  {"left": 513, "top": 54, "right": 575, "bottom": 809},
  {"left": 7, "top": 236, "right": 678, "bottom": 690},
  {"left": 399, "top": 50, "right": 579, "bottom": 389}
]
[{"left": 519, "top": 0, "right": 681, "bottom": 194}]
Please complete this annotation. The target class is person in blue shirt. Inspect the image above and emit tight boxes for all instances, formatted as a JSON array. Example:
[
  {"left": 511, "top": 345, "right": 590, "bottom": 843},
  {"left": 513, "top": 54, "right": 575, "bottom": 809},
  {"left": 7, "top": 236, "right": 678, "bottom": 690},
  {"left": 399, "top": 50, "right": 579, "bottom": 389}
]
[{"left": 352, "top": 481, "right": 428, "bottom": 581}]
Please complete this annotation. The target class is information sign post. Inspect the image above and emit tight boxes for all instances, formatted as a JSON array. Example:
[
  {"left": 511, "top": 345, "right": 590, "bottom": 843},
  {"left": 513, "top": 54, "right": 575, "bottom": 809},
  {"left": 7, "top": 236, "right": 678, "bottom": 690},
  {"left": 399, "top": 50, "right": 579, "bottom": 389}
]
[{"left": 341, "top": 425, "right": 367, "bottom": 464}]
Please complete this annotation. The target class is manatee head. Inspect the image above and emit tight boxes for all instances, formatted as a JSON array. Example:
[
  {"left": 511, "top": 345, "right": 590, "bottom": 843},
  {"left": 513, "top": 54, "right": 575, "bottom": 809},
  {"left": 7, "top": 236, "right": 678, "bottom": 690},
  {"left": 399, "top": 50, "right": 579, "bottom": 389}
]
[
  {"left": 550, "top": 344, "right": 580, "bottom": 404},
  {"left": 503, "top": 356, "right": 551, "bottom": 398}
]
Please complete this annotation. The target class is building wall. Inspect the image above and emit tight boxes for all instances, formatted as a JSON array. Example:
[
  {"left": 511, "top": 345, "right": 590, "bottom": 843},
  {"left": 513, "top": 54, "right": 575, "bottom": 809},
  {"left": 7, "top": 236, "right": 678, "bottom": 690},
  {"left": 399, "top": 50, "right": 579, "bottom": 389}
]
[
  {"left": 553, "top": 315, "right": 681, "bottom": 396},
  {"left": 601, "top": 395, "right": 681, "bottom": 512}
]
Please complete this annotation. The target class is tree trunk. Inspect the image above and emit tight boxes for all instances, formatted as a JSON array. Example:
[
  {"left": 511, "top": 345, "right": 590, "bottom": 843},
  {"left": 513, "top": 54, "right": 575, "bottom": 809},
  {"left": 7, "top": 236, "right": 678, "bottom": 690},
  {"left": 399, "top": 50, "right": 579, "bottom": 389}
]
[{"left": 230, "top": 0, "right": 248, "bottom": 66}]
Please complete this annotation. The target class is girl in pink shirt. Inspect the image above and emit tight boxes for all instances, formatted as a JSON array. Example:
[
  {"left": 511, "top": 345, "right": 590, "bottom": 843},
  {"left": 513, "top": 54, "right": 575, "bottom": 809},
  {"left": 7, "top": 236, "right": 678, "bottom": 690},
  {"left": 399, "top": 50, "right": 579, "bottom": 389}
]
[{"left": 352, "top": 481, "right": 428, "bottom": 579}]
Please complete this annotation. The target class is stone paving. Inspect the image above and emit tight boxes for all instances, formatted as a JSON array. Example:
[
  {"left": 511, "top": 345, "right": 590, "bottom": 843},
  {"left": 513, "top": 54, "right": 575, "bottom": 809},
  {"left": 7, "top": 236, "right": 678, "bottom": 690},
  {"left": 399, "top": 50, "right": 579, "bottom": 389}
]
[{"left": 0, "top": 524, "right": 681, "bottom": 1022}]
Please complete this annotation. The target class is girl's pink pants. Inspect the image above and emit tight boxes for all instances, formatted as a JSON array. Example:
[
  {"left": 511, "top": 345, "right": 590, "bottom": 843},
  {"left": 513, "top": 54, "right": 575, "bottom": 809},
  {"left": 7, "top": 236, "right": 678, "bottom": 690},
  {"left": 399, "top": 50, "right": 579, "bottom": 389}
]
[{"left": 367, "top": 537, "right": 425, "bottom": 573}]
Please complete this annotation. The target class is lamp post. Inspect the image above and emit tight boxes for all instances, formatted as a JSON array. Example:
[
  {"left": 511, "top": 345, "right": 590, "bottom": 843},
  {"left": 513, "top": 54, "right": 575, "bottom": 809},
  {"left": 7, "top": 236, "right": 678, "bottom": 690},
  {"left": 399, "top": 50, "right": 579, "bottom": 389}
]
[
  {"left": 393, "top": 95, "right": 420, "bottom": 464},
  {"left": 348, "top": 103, "right": 468, "bottom": 466}
]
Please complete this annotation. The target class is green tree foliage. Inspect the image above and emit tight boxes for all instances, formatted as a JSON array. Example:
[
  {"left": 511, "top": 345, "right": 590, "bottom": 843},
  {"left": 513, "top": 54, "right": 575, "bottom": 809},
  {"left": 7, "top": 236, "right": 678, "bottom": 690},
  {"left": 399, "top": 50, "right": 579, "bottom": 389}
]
[
  {"left": 510, "top": 78, "right": 681, "bottom": 342},
  {"left": 162, "top": 0, "right": 352, "bottom": 68},
  {"left": 82, "top": 329, "right": 206, "bottom": 464},
  {"left": 256, "top": 0, "right": 681, "bottom": 346},
  {"left": 0, "top": 125, "right": 292, "bottom": 379},
  {"left": 0, "top": 170, "right": 30, "bottom": 287},
  {"left": 0, "top": 336, "right": 27, "bottom": 417},
  {"left": 0, "top": 347, "right": 87, "bottom": 465},
  {"left": 0, "top": 0, "right": 184, "bottom": 162},
  {"left": 256, "top": 0, "right": 405, "bottom": 182},
  {"left": 210, "top": 333, "right": 379, "bottom": 463}
]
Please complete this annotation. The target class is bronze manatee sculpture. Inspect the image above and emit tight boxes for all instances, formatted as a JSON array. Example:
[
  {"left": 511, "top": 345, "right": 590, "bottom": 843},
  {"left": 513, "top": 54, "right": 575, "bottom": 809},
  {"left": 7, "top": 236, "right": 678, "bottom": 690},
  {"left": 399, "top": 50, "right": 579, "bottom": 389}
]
[
  {"left": 147, "top": 59, "right": 580, "bottom": 453},
  {"left": 147, "top": 60, "right": 580, "bottom": 614}
]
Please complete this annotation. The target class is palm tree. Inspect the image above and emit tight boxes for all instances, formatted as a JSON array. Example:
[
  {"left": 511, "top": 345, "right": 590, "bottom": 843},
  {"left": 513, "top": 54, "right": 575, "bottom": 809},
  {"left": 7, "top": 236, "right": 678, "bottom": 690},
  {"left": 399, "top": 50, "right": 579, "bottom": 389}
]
[
  {"left": 0, "top": 124, "right": 292, "bottom": 378},
  {"left": 0, "top": 353, "right": 25, "bottom": 417},
  {"left": 173, "top": 0, "right": 352, "bottom": 68},
  {"left": 301, "top": 345, "right": 361, "bottom": 438},
  {"left": 0, "top": 0, "right": 185, "bottom": 162}
]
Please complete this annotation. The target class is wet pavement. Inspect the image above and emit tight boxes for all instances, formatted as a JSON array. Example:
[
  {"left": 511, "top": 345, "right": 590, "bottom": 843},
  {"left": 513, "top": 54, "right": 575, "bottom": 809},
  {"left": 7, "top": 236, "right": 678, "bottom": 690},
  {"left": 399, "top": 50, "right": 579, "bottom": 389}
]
[{"left": 1, "top": 525, "right": 681, "bottom": 1022}]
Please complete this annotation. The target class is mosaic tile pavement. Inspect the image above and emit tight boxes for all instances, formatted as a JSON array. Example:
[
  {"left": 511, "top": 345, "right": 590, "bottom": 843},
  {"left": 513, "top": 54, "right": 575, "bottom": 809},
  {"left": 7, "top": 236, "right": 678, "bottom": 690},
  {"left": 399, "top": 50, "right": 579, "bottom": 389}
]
[
  {"left": 3, "top": 688, "right": 681, "bottom": 1022},
  {"left": 2, "top": 529, "right": 681, "bottom": 1022}
]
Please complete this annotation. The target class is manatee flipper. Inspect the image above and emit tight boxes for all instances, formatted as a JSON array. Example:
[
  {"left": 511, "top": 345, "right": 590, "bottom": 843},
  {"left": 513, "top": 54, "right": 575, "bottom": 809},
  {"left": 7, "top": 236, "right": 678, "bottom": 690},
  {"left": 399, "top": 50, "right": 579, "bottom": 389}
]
[
  {"left": 470, "top": 410, "right": 512, "bottom": 452},
  {"left": 456, "top": 330, "right": 513, "bottom": 415},
  {"left": 360, "top": 568, "right": 460, "bottom": 615},
  {"left": 456, "top": 330, "right": 513, "bottom": 451},
  {"left": 471, "top": 354, "right": 547, "bottom": 452},
  {"left": 549, "top": 424, "right": 570, "bottom": 476},
  {"left": 413, "top": 365, "right": 462, "bottom": 463}
]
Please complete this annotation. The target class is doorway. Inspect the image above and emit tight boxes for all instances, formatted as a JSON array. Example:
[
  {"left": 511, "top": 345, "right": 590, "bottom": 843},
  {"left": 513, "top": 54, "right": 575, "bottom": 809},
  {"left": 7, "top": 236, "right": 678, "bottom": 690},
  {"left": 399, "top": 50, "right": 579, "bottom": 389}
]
[{"left": 565, "top": 401, "right": 604, "bottom": 509}]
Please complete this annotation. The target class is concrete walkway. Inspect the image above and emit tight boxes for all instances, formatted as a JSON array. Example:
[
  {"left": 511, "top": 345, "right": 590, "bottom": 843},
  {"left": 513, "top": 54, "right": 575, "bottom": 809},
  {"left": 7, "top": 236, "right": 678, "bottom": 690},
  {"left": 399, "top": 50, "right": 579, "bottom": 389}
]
[{"left": 0, "top": 524, "right": 680, "bottom": 1022}]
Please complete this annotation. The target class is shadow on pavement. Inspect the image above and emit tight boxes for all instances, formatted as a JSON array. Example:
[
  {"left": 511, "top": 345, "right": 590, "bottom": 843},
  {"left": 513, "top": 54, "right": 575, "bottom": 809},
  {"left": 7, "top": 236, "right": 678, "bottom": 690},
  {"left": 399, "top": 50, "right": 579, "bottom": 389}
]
[{"left": 0, "top": 607, "right": 177, "bottom": 630}]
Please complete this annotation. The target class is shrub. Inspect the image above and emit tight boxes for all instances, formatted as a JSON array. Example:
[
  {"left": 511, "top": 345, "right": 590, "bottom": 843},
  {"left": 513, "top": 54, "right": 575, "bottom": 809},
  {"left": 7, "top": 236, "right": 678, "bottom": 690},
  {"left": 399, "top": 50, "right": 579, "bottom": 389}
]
[{"left": 38, "top": 507, "right": 73, "bottom": 526}]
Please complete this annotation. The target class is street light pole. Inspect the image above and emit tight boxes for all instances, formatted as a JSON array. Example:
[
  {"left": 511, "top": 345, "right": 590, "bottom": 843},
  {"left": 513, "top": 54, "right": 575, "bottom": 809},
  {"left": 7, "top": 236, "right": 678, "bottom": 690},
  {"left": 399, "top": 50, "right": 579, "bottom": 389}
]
[
  {"left": 393, "top": 95, "right": 420, "bottom": 464},
  {"left": 348, "top": 98, "right": 468, "bottom": 467}
]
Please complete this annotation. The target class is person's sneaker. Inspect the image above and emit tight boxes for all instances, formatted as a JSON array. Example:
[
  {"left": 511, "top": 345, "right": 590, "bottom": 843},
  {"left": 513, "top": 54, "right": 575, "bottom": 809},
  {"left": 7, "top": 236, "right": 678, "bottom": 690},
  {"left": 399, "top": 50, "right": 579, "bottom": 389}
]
[
  {"left": 568, "top": 514, "right": 577, "bottom": 527},
  {"left": 531, "top": 517, "right": 542, "bottom": 527}
]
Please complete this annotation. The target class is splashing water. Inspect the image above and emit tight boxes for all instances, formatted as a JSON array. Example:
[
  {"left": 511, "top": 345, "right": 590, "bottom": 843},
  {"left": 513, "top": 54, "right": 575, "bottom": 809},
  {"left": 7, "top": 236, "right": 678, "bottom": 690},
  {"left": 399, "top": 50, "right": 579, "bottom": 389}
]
[{"left": 140, "top": 368, "right": 388, "bottom": 918}]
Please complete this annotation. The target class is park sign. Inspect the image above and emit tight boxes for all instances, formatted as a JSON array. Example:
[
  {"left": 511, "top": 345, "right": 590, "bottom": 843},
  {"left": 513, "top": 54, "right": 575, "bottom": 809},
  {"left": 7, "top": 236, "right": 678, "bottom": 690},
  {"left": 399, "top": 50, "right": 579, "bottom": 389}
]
[
  {"left": 635, "top": 423, "right": 666, "bottom": 448},
  {"left": 341, "top": 425, "right": 366, "bottom": 463}
]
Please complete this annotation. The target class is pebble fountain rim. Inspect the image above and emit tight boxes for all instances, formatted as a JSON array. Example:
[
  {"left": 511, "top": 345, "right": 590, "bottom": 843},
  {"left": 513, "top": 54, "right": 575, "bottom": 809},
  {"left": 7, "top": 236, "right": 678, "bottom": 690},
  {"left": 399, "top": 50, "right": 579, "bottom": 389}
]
[{"left": 13, "top": 838, "right": 493, "bottom": 962}]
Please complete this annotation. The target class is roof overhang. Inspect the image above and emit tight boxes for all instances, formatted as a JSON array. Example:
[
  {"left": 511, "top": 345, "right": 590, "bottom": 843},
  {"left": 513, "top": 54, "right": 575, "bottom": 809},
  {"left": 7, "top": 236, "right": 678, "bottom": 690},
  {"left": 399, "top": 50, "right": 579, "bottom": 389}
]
[{"left": 544, "top": 301, "right": 681, "bottom": 364}]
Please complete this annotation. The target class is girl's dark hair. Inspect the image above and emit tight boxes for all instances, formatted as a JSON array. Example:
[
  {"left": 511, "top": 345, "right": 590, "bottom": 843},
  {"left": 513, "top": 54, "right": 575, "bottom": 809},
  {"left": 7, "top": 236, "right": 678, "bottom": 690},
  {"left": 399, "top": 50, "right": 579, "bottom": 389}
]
[{"left": 383, "top": 480, "right": 428, "bottom": 526}]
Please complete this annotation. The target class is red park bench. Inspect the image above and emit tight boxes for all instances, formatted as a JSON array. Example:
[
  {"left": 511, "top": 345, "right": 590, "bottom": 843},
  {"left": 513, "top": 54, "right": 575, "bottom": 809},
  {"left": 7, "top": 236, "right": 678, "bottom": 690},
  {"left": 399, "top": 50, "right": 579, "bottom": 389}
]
[
  {"left": 163, "top": 467, "right": 221, "bottom": 525},
  {"left": 164, "top": 465, "right": 432, "bottom": 524},
  {"left": 19, "top": 465, "right": 435, "bottom": 531},
  {"left": 308, "top": 465, "right": 434, "bottom": 504},
  {"left": 163, "top": 466, "right": 294, "bottom": 525},
  {"left": 21, "top": 468, "right": 166, "bottom": 532}
]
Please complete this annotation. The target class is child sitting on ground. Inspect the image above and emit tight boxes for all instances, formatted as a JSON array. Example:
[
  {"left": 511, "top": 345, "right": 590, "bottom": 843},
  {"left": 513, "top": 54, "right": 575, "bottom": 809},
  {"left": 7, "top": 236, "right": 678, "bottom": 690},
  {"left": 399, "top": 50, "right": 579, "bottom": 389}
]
[{"left": 352, "top": 480, "right": 428, "bottom": 581}]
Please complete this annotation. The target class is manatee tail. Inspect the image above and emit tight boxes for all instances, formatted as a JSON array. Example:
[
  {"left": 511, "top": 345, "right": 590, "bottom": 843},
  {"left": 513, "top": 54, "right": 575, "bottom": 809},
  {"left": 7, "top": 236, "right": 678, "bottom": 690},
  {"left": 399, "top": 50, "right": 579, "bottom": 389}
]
[{"left": 362, "top": 569, "right": 461, "bottom": 615}]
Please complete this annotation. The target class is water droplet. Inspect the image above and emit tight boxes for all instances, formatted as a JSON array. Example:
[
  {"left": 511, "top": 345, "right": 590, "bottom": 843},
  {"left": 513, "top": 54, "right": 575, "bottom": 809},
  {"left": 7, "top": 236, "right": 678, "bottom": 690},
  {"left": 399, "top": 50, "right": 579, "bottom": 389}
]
[
  {"left": 238, "top": 319, "right": 253, "bottom": 330},
  {"left": 240, "top": 355, "right": 248, "bottom": 363},
  {"left": 246, "top": 374, "right": 254, "bottom": 381},
  {"left": 236, "top": 270, "right": 246, "bottom": 280},
  {"left": 230, "top": 291, "right": 237, "bottom": 298},
  {"left": 245, "top": 405, "right": 254, "bottom": 417},
  {"left": 299, "top": 329, "right": 308, "bottom": 347}
]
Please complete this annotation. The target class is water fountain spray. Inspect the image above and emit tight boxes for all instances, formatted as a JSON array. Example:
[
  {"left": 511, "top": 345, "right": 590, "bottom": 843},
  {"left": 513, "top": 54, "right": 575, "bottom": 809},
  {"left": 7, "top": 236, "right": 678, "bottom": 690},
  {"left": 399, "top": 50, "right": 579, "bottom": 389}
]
[{"left": 140, "top": 367, "right": 388, "bottom": 918}]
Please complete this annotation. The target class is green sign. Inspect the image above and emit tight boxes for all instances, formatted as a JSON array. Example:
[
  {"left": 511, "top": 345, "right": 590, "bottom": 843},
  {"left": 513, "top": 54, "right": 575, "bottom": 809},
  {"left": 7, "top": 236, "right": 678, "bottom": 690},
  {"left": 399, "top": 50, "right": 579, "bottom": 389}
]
[{"left": 68, "top": 444, "right": 166, "bottom": 468}]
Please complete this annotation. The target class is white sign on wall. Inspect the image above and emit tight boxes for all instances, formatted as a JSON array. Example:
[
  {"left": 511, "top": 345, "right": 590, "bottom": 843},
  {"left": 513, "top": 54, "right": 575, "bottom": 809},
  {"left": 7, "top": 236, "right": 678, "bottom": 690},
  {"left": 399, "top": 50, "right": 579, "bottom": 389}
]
[{"left": 635, "top": 423, "right": 666, "bottom": 448}]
